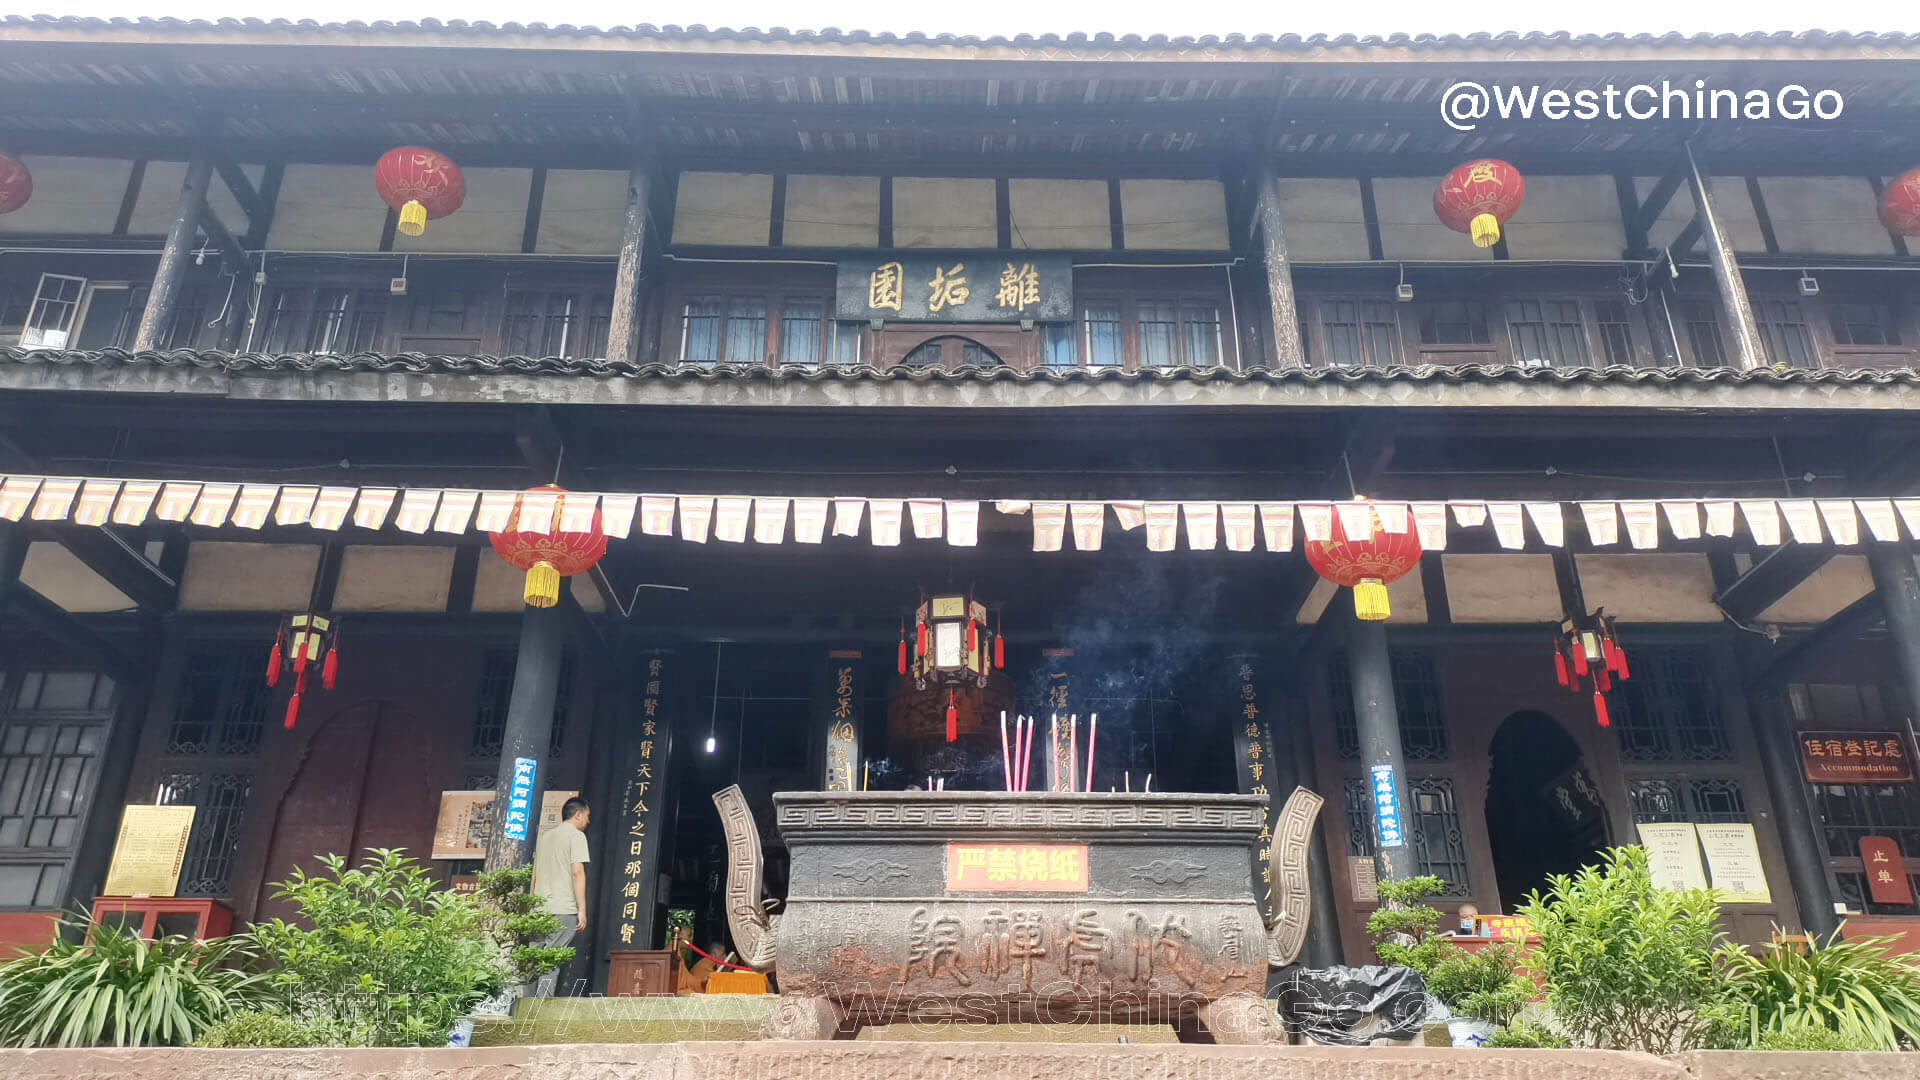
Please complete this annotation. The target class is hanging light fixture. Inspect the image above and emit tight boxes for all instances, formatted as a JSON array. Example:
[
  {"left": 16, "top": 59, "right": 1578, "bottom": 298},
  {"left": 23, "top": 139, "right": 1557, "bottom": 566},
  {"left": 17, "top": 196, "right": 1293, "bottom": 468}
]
[
  {"left": 1553, "top": 608, "right": 1630, "bottom": 728},
  {"left": 902, "top": 592, "right": 1003, "bottom": 742}
]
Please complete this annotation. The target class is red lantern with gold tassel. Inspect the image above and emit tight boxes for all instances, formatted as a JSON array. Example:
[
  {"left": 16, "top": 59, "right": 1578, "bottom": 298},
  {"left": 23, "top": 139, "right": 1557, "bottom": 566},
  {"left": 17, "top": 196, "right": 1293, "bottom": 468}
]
[
  {"left": 267, "top": 613, "right": 339, "bottom": 730},
  {"left": 373, "top": 146, "right": 465, "bottom": 238},
  {"left": 1303, "top": 504, "right": 1423, "bottom": 621},
  {"left": 487, "top": 486, "right": 608, "bottom": 609},
  {"left": 0, "top": 152, "right": 32, "bottom": 215},
  {"left": 1435, "top": 159, "right": 1526, "bottom": 248},
  {"left": 1881, "top": 167, "right": 1920, "bottom": 236},
  {"left": 1554, "top": 608, "right": 1629, "bottom": 729}
]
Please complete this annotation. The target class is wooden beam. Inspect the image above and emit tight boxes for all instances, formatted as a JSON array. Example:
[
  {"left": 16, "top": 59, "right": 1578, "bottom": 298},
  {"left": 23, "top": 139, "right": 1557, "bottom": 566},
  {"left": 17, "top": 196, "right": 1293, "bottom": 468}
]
[
  {"left": 1669, "top": 217, "right": 1704, "bottom": 259},
  {"left": 26, "top": 525, "right": 178, "bottom": 613},
  {"left": 1253, "top": 163, "right": 1305, "bottom": 368},
  {"left": 1715, "top": 544, "right": 1835, "bottom": 623},
  {"left": 194, "top": 193, "right": 252, "bottom": 274},
  {"left": 215, "top": 160, "right": 263, "bottom": 220},
  {"left": 133, "top": 152, "right": 212, "bottom": 351},
  {"left": 1753, "top": 591, "right": 1885, "bottom": 688},
  {"left": 1629, "top": 173, "right": 1684, "bottom": 244},
  {"left": 0, "top": 525, "right": 139, "bottom": 677},
  {"left": 1684, "top": 142, "right": 1766, "bottom": 370}
]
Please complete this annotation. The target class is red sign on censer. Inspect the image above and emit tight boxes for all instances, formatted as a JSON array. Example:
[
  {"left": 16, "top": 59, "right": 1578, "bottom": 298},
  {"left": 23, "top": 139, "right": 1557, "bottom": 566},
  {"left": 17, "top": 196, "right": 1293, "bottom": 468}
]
[
  {"left": 1860, "top": 837, "right": 1913, "bottom": 906},
  {"left": 946, "top": 843, "right": 1089, "bottom": 893}
]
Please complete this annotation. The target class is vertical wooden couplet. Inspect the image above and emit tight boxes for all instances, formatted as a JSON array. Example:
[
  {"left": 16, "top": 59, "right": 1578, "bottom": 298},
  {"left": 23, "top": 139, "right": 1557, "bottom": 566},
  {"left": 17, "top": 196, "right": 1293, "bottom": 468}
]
[
  {"left": 484, "top": 602, "right": 567, "bottom": 872},
  {"left": 602, "top": 647, "right": 675, "bottom": 957},
  {"left": 1041, "top": 650, "right": 1074, "bottom": 792},
  {"left": 604, "top": 160, "right": 653, "bottom": 364},
  {"left": 819, "top": 651, "right": 863, "bottom": 792},
  {"left": 1346, "top": 606, "right": 1414, "bottom": 884},
  {"left": 1227, "top": 653, "right": 1280, "bottom": 923},
  {"left": 1254, "top": 166, "right": 1305, "bottom": 368},
  {"left": 1684, "top": 143, "right": 1766, "bottom": 371},
  {"left": 134, "top": 153, "right": 214, "bottom": 352}
]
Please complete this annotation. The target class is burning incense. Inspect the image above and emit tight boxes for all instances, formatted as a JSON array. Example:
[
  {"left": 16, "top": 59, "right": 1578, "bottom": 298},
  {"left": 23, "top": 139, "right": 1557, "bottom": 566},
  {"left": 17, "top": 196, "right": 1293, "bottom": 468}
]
[
  {"left": 1085, "top": 713, "right": 1098, "bottom": 794},
  {"left": 1125, "top": 770, "right": 1131, "bottom": 793},
  {"left": 1068, "top": 714, "right": 1079, "bottom": 793},
  {"left": 863, "top": 761, "right": 869, "bottom": 791},
  {"left": 999, "top": 711, "right": 1012, "bottom": 792},
  {"left": 1019, "top": 715, "right": 1035, "bottom": 792},
  {"left": 1144, "top": 773, "right": 1153, "bottom": 793}
]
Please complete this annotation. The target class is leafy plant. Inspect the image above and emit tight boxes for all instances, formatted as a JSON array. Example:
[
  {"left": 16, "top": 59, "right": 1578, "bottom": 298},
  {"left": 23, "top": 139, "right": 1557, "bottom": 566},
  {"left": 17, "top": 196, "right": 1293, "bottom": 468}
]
[
  {"left": 1485, "top": 1021, "right": 1570, "bottom": 1049},
  {"left": 0, "top": 916, "right": 266, "bottom": 1048},
  {"left": 1518, "top": 845, "right": 1743, "bottom": 1053},
  {"left": 1366, "top": 874, "right": 1454, "bottom": 975},
  {"left": 1754, "top": 1016, "right": 1887, "bottom": 1052},
  {"left": 1426, "top": 942, "right": 1533, "bottom": 1026},
  {"left": 246, "top": 848, "right": 506, "bottom": 1046},
  {"left": 1726, "top": 927, "right": 1920, "bottom": 1050},
  {"left": 195, "top": 1009, "right": 343, "bottom": 1048},
  {"left": 473, "top": 866, "right": 573, "bottom": 987}
]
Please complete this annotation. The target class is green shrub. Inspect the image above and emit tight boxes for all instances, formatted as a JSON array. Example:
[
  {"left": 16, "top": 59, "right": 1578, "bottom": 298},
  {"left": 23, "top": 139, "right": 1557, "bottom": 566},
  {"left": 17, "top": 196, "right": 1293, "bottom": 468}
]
[
  {"left": 1426, "top": 942, "right": 1533, "bottom": 1026},
  {"left": 1754, "top": 1016, "right": 1887, "bottom": 1052},
  {"left": 473, "top": 866, "right": 572, "bottom": 987},
  {"left": 1726, "top": 927, "right": 1920, "bottom": 1050},
  {"left": 1518, "top": 846, "right": 1743, "bottom": 1053},
  {"left": 246, "top": 848, "right": 505, "bottom": 1046},
  {"left": 0, "top": 917, "right": 266, "bottom": 1048},
  {"left": 195, "top": 1009, "right": 342, "bottom": 1048},
  {"left": 1485, "top": 1022, "right": 1570, "bottom": 1049}
]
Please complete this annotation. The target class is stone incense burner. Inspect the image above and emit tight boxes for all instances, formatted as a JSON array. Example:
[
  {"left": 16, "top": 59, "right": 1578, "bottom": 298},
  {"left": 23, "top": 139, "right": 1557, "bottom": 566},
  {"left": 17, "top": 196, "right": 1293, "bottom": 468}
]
[{"left": 713, "top": 786, "right": 1322, "bottom": 1041}]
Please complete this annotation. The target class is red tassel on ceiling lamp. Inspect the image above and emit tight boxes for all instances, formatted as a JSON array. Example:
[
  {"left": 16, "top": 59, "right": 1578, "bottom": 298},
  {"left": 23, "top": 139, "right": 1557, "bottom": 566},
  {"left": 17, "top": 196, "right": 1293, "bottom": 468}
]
[
  {"left": 946, "top": 690, "right": 959, "bottom": 744},
  {"left": 1554, "top": 608, "right": 1628, "bottom": 729},
  {"left": 268, "top": 613, "right": 339, "bottom": 730},
  {"left": 897, "top": 622, "right": 909, "bottom": 676}
]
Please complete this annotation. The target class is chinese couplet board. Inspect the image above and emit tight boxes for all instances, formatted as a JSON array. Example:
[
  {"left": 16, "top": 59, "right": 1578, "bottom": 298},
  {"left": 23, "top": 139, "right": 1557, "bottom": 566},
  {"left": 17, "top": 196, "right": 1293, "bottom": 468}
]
[
  {"left": 947, "top": 843, "right": 1089, "bottom": 892},
  {"left": 836, "top": 254, "right": 1073, "bottom": 322}
]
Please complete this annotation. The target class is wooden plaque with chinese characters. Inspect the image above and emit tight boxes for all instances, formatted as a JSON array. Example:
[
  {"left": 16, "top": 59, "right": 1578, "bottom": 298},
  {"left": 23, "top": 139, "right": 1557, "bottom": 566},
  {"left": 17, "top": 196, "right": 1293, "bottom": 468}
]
[
  {"left": 103, "top": 805, "right": 196, "bottom": 897},
  {"left": 946, "top": 843, "right": 1088, "bottom": 892},
  {"left": 1860, "top": 837, "right": 1914, "bottom": 905},
  {"left": 1800, "top": 730, "right": 1913, "bottom": 783},
  {"left": 836, "top": 254, "right": 1073, "bottom": 322}
]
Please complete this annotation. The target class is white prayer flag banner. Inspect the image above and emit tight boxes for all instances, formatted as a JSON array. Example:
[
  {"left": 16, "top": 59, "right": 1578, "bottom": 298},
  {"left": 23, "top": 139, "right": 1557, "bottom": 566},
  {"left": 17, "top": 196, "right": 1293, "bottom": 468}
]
[
  {"left": 113, "top": 481, "right": 160, "bottom": 526},
  {"left": 394, "top": 489, "right": 440, "bottom": 534},
  {"left": 713, "top": 496, "right": 751, "bottom": 543},
  {"left": 946, "top": 501, "right": 980, "bottom": 547},
  {"left": 231, "top": 484, "right": 279, "bottom": 530},
  {"left": 1298, "top": 503, "right": 1334, "bottom": 543},
  {"left": 1894, "top": 499, "right": 1920, "bottom": 543},
  {"left": 1487, "top": 503, "right": 1527, "bottom": 550},
  {"left": 310, "top": 487, "right": 357, "bottom": 531},
  {"left": 832, "top": 498, "right": 866, "bottom": 538},
  {"left": 1070, "top": 503, "right": 1104, "bottom": 551},
  {"left": 73, "top": 480, "right": 121, "bottom": 526},
  {"left": 1111, "top": 501, "right": 1146, "bottom": 531},
  {"left": 432, "top": 488, "right": 479, "bottom": 534},
  {"left": 1859, "top": 499, "right": 1901, "bottom": 542},
  {"left": 1779, "top": 499, "right": 1823, "bottom": 545},
  {"left": 473, "top": 491, "right": 515, "bottom": 533},
  {"left": 1740, "top": 501, "right": 1783, "bottom": 546},
  {"left": 1816, "top": 500, "right": 1860, "bottom": 546},
  {"left": 1661, "top": 501, "right": 1701, "bottom": 541},
  {"left": 679, "top": 495, "right": 715, "bottom": 543},
  {"left": 792, "top": 498, "right": 829, "bottom": 544},
  {"left": 1451, "top": 502, "right": 1488, "bottom": 528},
  {"left": 1145, "top": 503, "right": 1179, "bottom": 552},
  {"left": 1375, "top": 502, "right": 1410, "bottom": 535},
  {"left": 190, "top": 484, "right": 241, "bottom": 528},
  {"left": 30, "top": 478, "right": 80, "bottom": 521},
  {"left": 1221, "top": 503, "right": 1257, "bottom": 552},
  {"left": 1259, "top": 503, "right": 1295, "bottom": 551},
  {"left": 1411, "top": 503, "right": 1448, "bottom": 550},
  {"left": 0, "top": 476, "right": 39, "bottom": 521},
  {"left": 1334, "top": 502, "right": 1375, "bottom": 543},
  {"left": 752, "top": 498, "right": 789, "bottom": 544},
  {"left": 155, "top": 482, "right": 201, "bottom": 522},
  {"left": 601, "top": 494, "right": 639, "bottom": 540},
  {"left": 558, "top": 494, "right": 599, "bottom": 536},
  {"left": 1524, "top": 502, "right": 1565, "bottom": 548},
  {"left": 1620, "top": 501, "right": 1659, "bottom": 550},
  {"left": 1579, "top": 502, "right": 1619, "bottom": 546},
  {"left": 1032, "top": 502, "right": 1067, "bottom": 552},
  {"left": 1703, "top": 500, "right": 1738, "bottom": 538},
  {"left": 908, "top": 499, "right": 944, "bottom": 540},
  {"left": 274, "top": 486, "right": 319, "bottom": 527},
  {"left": 1183, "top": 502, "right": 1219, "bottom": 551},
  {"left": 868, "top": 499, "right": 904, "bottom": 546},
  {"left": 639, "top": 495, "right": 676, "bottom": 536},
  {"left": 516, "top": 489, "right": 559, "bottom": 535}
]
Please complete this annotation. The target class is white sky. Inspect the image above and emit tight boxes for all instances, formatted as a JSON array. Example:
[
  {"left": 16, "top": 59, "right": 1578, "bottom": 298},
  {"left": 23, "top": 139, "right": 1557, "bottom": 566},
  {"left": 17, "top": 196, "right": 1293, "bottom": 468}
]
[{"left": 6, "top": 0, "right": 1915, "bottom": 39}]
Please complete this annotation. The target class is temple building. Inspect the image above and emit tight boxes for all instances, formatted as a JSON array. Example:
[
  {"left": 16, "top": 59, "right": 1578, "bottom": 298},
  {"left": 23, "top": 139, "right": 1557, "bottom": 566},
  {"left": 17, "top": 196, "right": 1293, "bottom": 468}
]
[{"left": 5, "top": 16, "right": 1920, "bottom": 992}]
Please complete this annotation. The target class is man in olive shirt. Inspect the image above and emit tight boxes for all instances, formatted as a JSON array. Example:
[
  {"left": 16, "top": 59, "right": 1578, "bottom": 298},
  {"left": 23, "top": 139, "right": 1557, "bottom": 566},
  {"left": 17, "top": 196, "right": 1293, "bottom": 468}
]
[{"left": 529, "top": 797, "right": 590, "bottom": 997}]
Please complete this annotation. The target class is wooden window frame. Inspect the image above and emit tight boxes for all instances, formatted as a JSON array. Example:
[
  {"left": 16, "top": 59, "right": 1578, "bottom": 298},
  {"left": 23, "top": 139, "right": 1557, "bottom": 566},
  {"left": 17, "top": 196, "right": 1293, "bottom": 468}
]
[
  {"left": 662, "top": 265, "right": 835, "bottom": 369},
  {"left": 1071, "top": 290, "right": 1233, "bottom": 371},
  {"left": 501, "top": 285, "right": 614, "bottom": 360}
]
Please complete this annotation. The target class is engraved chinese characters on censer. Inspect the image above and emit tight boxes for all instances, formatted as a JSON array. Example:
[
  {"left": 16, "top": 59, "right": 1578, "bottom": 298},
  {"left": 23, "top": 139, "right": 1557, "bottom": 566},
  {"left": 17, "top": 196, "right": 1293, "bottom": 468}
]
[{"left": 711, "top": 786, "right": 1322, "bottom": 1042}]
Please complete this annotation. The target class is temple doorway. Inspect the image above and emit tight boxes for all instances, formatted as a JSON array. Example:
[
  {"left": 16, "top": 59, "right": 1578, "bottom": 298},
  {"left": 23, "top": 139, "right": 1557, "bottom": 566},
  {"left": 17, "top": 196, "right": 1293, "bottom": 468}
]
[{"left": 1483, "top": 710, "right": 1610, "bottom": 911}]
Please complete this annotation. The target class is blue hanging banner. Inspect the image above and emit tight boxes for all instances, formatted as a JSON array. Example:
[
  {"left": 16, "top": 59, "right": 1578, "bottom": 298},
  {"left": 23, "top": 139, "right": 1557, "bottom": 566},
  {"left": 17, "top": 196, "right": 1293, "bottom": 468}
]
[
  {"left": 503, "top": 756, "right": 538, "bottom": 843},
  {"left": 1370, "top": 762, "right": 1406, "bottom": 849}
]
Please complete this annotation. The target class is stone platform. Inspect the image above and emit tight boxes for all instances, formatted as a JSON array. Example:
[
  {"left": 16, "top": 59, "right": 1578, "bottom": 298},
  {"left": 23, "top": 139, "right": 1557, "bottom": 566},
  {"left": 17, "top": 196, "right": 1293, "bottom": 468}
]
[{"left": 6, "top": 1043, "right": 1919, "bottom": 1080}]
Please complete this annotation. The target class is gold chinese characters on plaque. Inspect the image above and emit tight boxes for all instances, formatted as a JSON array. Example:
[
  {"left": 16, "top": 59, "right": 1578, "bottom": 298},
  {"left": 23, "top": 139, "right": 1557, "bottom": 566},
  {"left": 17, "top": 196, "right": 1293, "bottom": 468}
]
[
  {"left": 1800, "top": 730, "right": 1913, "bottom": 783},
  {"left": 836, "top": 255, "right": 1072, "bottom": 323},
  {"left": 946, "top": 843, "right": 1089, "bottom": 893}
]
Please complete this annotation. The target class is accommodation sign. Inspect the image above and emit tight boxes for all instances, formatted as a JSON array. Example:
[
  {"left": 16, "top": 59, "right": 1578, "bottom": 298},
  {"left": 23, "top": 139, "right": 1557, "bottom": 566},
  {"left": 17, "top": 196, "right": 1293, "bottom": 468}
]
[
  {"left": 836, "top": 254, "right": 1073, "bottom": 322},
  {"left": 1799, "top": 730, "right": 1912, "bottom": 784}
]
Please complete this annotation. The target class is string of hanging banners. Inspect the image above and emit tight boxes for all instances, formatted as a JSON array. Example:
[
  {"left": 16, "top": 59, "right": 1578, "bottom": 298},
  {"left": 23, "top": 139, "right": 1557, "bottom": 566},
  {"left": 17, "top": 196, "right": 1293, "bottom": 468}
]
[{"left": 2, "top": 474, "right": 1918, "bottom": 554}]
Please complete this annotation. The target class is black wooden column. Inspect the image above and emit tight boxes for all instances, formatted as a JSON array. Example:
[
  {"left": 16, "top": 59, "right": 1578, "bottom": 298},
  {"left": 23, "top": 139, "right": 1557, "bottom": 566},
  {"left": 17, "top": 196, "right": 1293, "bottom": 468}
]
[
  {"left": 1253, "top": 166, "right": 1305, "bottom": 368},
  {"left": 599, "top": 646, "right": 676, "bottom": 963},
  {"left": 1868, "top": 545, "right": 1920, "bottom": 739},
  {"left": 604, "top": 159, "right": 652, "bottom": 363},
  {"left": 133, "top": 153, "right": 213, "bottom": 351},
  {"left": 484, "top": 601, "right": 568, "bottom": 872},
  {"left": 1743, "top": 681, "right": 1840, "bottom": 937},
  {"left": 1683, "top": 143, "right": 1766, "bottom": 371},
  {"left": 1345, "top": 606, "right": 1414, "bottom": 883},
  {"left": 817, "top": 650, "right": 864, "bottom": 792}
]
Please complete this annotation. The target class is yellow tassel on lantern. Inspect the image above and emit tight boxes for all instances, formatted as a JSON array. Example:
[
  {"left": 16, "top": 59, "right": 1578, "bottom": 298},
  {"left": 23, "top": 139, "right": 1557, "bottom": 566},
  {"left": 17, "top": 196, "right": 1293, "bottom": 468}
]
[
  {"left": 1470, "top": 212, "right": 1500, "bottom": 248},
  {"left": 1353, "top": 578, "right": 1392, "bottom": 621},
  {"left": 397, "top": 199, "right": 428, "bottom": 237},
  {"left": 524, "top": 560, "right": 561, "bottom": 608}
]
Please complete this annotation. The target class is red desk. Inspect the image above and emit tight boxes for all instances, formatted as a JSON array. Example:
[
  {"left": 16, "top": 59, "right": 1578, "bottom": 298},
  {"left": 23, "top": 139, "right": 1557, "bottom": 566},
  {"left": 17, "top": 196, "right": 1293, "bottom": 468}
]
[{"left": 90, "top": 897, "right": 233, "bottom": 940}]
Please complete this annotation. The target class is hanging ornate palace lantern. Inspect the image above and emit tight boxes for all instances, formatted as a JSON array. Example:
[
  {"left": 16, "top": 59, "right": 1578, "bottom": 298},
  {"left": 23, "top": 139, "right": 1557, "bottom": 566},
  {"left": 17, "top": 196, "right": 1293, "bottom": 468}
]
[
  {"left": 266, "top": 612, "right": 340, "bottom": 730},
  {"left": 373, "top": 146, "right": 465, "bottom": 237},
  {"left": 1553, "top": 608, "right": 1630, "bottom": 728},
  {"left": 897, "top": 593, "right": 1003, "bottom": 742},
  {"left": 0, "top": 152, "right": 31, "bottom": 215},
  {"left": 1880, "top": 167, "right": 1920, "bottom": 236},
  {"left": 1435, "top": 159, "right": 1526, "bottom": 248},
  {"left": 1303, "top": 505, "right": 1422, "bottom": 622},
  {"left": 487, "top": 486, "right": 608, "bottom": 609}
]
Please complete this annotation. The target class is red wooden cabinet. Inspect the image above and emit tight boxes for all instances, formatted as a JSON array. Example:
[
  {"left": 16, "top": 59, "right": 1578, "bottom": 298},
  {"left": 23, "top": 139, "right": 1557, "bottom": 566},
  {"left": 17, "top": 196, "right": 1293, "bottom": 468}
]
[{"left": 90, "top": 897, "right": 234, "bottom": 940}]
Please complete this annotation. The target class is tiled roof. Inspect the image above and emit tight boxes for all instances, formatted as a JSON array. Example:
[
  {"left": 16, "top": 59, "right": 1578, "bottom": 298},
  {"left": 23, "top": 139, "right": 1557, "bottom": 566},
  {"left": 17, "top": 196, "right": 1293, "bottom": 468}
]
[
  {"left": 1, "top": 15, "right": 1914, "bottom": 53},
  {"left": 6, "top": 347, "right": 1918, "bottom": 386}
]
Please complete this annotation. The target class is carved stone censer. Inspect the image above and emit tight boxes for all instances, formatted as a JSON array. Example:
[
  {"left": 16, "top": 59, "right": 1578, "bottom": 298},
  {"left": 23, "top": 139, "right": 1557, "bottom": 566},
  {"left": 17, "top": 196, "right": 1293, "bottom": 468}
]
[{"left": 713, "top": 786, "right": 1322, "bottom": 1041}]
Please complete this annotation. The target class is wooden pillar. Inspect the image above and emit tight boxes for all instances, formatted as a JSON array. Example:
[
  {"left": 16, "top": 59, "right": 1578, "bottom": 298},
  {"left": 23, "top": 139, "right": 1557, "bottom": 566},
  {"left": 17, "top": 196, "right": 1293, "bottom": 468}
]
[
  {"left": 1345, "top": 608, "right": 1414, "bottom": 883},
  {"left": 1868, "top": 545, "right": 1920, "bottom": 753},
  {"left": 1254, "top": 167, "right": 1305, "bottom": 368},
  {"left": 484, "top": 602, "right": 568, "bottom": 872},
  {"left": 1684, "top": 143, "right": 1766, "bottom": 371},
  {"left": 604, "top": 161, "right": 653, "bottom": 364},
  {"left": 597, "top": 645, "right": 676, "bottom": 976},
  {"left": 817, "top": 650, "right": 864, "bottom": 792},
  {"left": 134, "top": 154, "right": 213, "bottom": 352},
  {"left": 1742, "top": 682, "right": 1841, "bottom": 937}
]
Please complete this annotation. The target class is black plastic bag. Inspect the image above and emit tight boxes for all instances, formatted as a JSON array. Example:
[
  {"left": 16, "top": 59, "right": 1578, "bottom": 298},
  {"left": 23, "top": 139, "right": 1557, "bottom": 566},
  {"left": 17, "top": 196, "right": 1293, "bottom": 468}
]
[{"left": 1274, "top": 965, "right": 1429, "bottom": 1046}]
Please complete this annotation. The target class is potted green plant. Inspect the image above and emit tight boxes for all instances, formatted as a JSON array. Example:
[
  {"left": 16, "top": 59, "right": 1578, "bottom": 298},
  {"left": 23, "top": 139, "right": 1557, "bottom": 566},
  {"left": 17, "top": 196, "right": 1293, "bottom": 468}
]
[{"left": 1425, "top": 942, "right": 1533, "bottom": 1047}]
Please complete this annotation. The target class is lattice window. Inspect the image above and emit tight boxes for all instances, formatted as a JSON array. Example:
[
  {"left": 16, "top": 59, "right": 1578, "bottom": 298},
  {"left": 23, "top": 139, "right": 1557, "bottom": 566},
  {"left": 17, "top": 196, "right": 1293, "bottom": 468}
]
[
  {"left": 1812, "top": 782, "right": 1920, "bottom": 862},
  {"left": 168, "top": 647, "right": 271, "bottom": 756},
  {"left": 0, "top": 673, "right": 115, "bottom": 908},
  {"left": 155, "top": 772, "right": 252, "bottom": 897},
  {"left": 470, "top": 648, "right": 575, "bottom": 759},
  {"left": 1330, "top": 648, "right": 1450, "bottom": 761},
  {"left": 1343, "top": 775, "right": 1472, "bottom": 897},
  {"left": 1609, "top": 647, "right": 1730, "bottom": 761},
  {"left": 1629, "top": 776, "right": 1749, "bottom": 824}
]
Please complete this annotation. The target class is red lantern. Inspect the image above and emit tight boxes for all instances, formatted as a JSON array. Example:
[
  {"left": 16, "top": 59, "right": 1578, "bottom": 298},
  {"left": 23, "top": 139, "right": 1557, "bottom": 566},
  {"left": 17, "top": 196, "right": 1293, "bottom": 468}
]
[
  {"left": 1881, "top": 167, "right": 1920, "bottom": 236},
  {"left": 1554, "top": 609, "right": 1629, "bottom": 729},
  {"left": 1435, "top": 159, "right": 1526, "bottom": 248},
  {"left": 1303, "top": 505, "right": 1422, "bottom": 621},
  {"left": 265, "top": 612, "right": 340, "bottom": 730},
  {"left": 0, "top": 153, "right": 30, "bottom": 215},
  {"left": 373, "top": 146, "right": 465, "bottom": 238},
  {"left": 487, "top": 486, "right": 608, "bottom": 609}
]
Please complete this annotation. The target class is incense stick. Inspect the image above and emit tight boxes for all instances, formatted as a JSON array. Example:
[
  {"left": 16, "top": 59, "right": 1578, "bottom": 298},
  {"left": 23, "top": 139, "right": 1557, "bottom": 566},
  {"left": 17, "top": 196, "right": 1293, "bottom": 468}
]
[
  {"left": 1020, "top": 714, "right": 1035, "bottom": 792},
  {"left": 1050, "top": 714, "right": 1059, "bottom": 793},
  {"left": 1085, "top": 713, "right": 1098, "bottom": 794},
  {"left": 999, "top": 711, "right": 1012, "bottom": 792},
  {"left": 1068, "top": 714, "right": 1079, "bottom": 793}
]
